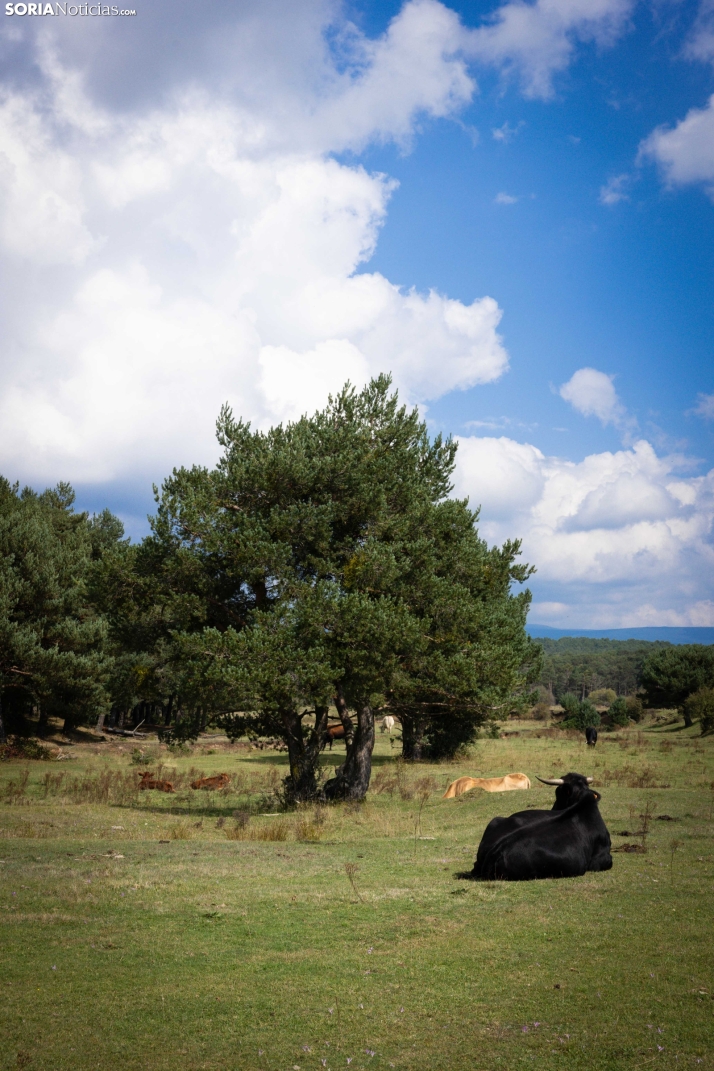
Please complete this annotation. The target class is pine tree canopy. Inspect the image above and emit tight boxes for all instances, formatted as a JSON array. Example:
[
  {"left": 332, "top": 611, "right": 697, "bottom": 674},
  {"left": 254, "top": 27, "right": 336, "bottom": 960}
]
[{"left": 0, "top": 478, "right": 112, "bottom": 738}]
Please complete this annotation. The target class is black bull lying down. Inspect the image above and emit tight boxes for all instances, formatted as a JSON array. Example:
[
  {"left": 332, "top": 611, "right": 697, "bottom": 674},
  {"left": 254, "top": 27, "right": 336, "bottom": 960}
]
[{"left": 468, "top": 772, "right": 612, "bottom": 881}]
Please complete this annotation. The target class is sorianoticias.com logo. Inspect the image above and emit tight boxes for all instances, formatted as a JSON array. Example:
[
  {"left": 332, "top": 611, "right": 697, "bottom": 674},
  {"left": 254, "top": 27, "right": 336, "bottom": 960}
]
[{"left": 5, "top": 3, "right": 136, "bottom": 13}]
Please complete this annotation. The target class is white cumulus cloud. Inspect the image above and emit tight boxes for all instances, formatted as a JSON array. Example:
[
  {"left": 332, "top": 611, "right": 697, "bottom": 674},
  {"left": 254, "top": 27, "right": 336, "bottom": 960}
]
[
  {"left": 454, "top": 435, "right": 714, "bottom": 627},
  {"left": 0, "top": 90, "right": 98, "bottom": 265},
  {"left": 313, "top": 0, "right": 476, "bottom": 153},
  {"left": 454, "top": 436, "right": 546, "bottom": 518},
  {"left": 639, "top": 93, "right": 714, "bottom": 195},
  {"left": 558, "top": 367, "right": 629, "bottom": 428},
  {"left": 466, "top": 0, "right": 635, "bottom": 99},
  {"left": 0, "top": 2, "right": 510, "bottom": 484}
]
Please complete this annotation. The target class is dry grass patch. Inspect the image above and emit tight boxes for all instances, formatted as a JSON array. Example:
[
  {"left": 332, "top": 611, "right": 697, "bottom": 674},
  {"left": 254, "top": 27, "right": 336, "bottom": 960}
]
[
  {"left": 225, "top": 816, "right": 290, "bottom": 841},
  {"left": 165, "top": 822, "right": 192, "bottom": 840}
]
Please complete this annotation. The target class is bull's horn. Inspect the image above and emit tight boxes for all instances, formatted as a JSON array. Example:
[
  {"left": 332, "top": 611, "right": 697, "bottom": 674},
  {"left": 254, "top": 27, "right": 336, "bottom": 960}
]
[
  {"left": 536, "top": 776, "right": 564, "bottom": 786},
  {"left": 586, "top": 777, "right": 594, "bottom": 783}
]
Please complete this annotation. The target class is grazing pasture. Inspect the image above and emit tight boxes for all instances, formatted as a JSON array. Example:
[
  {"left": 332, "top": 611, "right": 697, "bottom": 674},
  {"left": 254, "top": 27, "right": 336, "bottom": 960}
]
[{"left": 1, "top": 721, "right": 712, "bottom": 1071}]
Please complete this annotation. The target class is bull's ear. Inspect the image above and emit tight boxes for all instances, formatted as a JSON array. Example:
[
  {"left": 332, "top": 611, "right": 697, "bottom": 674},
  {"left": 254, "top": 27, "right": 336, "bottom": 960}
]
[{"left": 536, "top": 776, "right": 564, "bottom": 786}]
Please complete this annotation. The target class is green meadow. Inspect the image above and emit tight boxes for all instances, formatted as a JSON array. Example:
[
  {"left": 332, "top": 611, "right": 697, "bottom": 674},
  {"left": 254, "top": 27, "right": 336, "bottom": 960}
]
[{"left": 1, "top": 721, "right": 712, "bottom": 1071}]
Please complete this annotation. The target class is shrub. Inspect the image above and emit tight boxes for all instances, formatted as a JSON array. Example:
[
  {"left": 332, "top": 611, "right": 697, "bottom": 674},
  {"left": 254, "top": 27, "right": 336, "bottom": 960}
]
[
  {"left": 166, "top": 740, "right": 193, "bottom": 755},
  {"left": 530, "top": 702, "right": 550, "bottom": 721},
  {"left": 560, "top": 693, "right": 581, "bottom": 718},
  {"left": 0, "top": 742, "right": 23, "bottom": 762},
  {"left": 0, "top": 737, "right": 56, "bottom": 761},
  {"left": 578, "top": 700, "right": 600, "bottom": 729},
  {"left": 588, "top": 688, "right": 617, "bottom": 707},
  {"left": 561, "top": 699, "right": 600, "bottom": 731},
  {"left": 683, "top": 687, "right": 714, "bottom": 735},
  {"left": 626, "top": 696, "right": 644, "bottom": 723},
  {"left": 609, "top": 697, "right": 630, "bottom": 728},
  {"left": 535, "top": 684, "right": 554, "bottom": 704}
]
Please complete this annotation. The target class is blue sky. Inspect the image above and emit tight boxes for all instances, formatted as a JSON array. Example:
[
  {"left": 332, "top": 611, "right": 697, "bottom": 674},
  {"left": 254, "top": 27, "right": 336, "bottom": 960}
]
[
  {"left": 355, "top": 0, "right": 714, "bottom": 461},
  {"left": 0, "top": 0, "right": 712, "bottom": 627}
]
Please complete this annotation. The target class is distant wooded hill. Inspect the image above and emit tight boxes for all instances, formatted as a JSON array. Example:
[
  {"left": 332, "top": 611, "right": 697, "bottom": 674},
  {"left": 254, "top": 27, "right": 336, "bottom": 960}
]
[{"left": 528, "top": 625, "right": 714, "bottom": 645}]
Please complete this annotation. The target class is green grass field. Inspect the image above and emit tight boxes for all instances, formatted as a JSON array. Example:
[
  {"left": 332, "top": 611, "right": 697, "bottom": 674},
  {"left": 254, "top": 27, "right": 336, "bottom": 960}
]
[{"left": 1, "top": 720, "right": 712, "bottom": 1071}]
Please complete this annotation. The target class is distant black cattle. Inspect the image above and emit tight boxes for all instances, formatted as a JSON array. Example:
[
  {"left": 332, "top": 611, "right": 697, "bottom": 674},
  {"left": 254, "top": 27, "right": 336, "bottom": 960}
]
[
  {"left": 585, "top": 727, "right": 598, "bottom": 747},
  {"left": 468, "top": 772, "right": 612, "bottom": 881}
]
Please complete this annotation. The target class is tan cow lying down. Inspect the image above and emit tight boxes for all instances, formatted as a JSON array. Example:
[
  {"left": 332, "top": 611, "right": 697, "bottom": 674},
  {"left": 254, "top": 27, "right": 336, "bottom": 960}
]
[
  {"left": 190, "top": 773, "right": 231, "bottom": 790},
  {"left": 442, "top": 772, "right": 531, "bottom": 799},
  {"left": 138, "top": 771, "right": 175, "bottom": 793}
]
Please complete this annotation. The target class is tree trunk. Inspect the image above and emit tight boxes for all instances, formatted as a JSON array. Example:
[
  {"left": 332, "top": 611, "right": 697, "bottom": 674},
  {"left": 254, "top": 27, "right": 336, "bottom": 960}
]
[
  {"left": 36, "top": 704, "right": 49, "bottom": 736},
  {"left": 682, "top": 706, "right": 693, "bottom": 729},
  {"left": 323, "top": 704, "right": 375, "bottom": 801},
  {"left": 310, "top": 704, "right": 330, "bottom": 778},
  {"left": 95, "top": 711, "right": 106, "bottom": 733},
  {"left": 334, "top": 686, "right": 354, "bottom": 746},
  {"left": 281, "top": 706, "right": 330, "bottom": 804},
  {"left": 400, "top": 713, "right": 425, "bottom": 761},
  {"left": 0, "top": 693, "right": 6, "bottom": 745}
]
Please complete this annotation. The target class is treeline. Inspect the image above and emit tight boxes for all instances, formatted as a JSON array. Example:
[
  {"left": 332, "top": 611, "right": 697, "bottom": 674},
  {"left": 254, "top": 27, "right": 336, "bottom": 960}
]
[
  {"left": 536, "top": 637, "right": 672, "bottom": 700},
  {"left": 0, "top": 377, "right": 542, "bottom": 800},
  {"left": 536, "top": 636, "right": 714, "bottom": 733}
]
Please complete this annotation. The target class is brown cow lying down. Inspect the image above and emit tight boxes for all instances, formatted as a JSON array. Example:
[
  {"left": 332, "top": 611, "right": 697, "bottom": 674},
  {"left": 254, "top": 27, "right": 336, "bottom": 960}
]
[
  {"left": 442, "top": 773, "right": 531, "bottom": 799},
  {"left": 190, "top": 773, "right": 231, "bottom": 790},
  {"left": 138, "top": 771, "right": 175, "bottom": 793}
]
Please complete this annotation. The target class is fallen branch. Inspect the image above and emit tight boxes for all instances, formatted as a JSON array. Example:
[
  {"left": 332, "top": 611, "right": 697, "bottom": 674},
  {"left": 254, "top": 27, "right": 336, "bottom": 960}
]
[{"left": 104, "top": 727, "right": 149, "bottom": 738}]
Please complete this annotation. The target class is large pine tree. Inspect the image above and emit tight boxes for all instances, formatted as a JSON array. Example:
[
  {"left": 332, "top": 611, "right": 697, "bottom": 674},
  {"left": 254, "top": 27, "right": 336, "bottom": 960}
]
[{"left": 148, "top": 376, "right": 538, "bottom": 800}]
